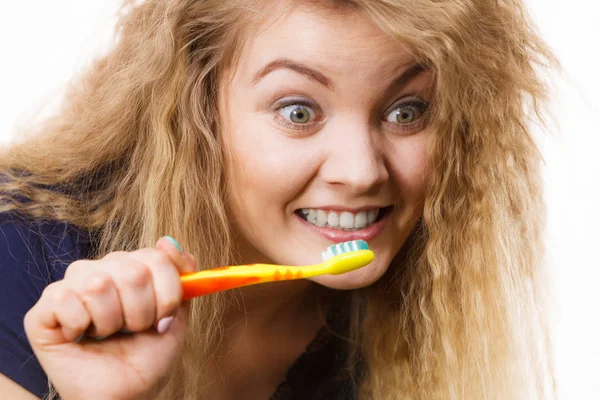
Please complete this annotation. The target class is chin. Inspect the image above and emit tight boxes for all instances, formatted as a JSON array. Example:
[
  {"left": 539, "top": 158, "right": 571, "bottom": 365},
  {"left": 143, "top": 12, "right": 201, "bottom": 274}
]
[{"left": 309, "top": 257, "right": 390, "bottom": 290}]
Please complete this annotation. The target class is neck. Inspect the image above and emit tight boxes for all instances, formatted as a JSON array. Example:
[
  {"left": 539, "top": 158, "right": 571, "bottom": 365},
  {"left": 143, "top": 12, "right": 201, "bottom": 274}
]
[
  {"left": 206, "top": 280, "right": 333, "bottom": 400},
  {"left": 226, "top": 278, "right": 332, "bottom": 333},
  {"left": 225, "top": 236, "right": 335, "bottom": 331},
  {"left": 199, "top": 236, "right": 339, "bottom": 399}
]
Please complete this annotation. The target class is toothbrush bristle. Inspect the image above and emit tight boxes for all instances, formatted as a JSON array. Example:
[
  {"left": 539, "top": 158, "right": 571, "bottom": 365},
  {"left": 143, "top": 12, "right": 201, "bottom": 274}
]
[{"left": 321, "top": 240, "right": 369, "bottom": 261}]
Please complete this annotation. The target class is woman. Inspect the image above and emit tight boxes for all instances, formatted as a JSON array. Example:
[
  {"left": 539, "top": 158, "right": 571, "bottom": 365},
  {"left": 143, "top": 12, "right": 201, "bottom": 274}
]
[{"left": 0, "top": 0, "right": 559, "bottom": 399}]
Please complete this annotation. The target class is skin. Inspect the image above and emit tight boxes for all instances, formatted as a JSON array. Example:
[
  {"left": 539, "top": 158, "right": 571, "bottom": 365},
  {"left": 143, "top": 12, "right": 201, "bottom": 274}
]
[
  {"left": 212, "top": 6, "right": 434, "bottom": 398},
  {"left": 17, "top": 238, "right": 195, "bottom": 400},
  {"left": 7, "top": 5, "right": 434, "bottom": 400},
  {"left": 222, "top": 5, "right": 433, "bottom": 289}
]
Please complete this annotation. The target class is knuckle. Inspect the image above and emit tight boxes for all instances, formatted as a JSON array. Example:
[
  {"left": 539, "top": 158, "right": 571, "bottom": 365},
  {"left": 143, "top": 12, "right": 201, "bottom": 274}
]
[
  {"left": 120, "top": 262, "right": 152, "bottom": 287},
  {"left": 64, "top": 259, "right": 90, "bottom": 279},
  {"left": 134, "top": 248, "right": 154, "bottom": 257},
  {"left": 149, "top": 249, "right": 173, "bottom": 267},
  {"left": 43, "top": 282, "right": 70, "bottom": 304},
  {"left": 103, "top": 251, "right": 129, "bottom": 261},
  {"left": 83, "top": 273, "right": 113, "bottom": 295}
]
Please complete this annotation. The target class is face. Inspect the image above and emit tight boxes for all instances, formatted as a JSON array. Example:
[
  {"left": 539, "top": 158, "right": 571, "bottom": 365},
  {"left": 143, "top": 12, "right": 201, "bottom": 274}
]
[{"left": 220, "top": 5, "right": 433, "bottom": 290}]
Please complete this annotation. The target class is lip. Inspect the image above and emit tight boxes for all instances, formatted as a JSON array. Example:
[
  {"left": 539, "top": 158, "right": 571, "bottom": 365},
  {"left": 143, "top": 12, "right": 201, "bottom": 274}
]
[
  {"left": 295, "top": 208, "right": 390, "bottom": 242},
  {"left": 301, "top": 205, "right": 387, "bottom": 213}
]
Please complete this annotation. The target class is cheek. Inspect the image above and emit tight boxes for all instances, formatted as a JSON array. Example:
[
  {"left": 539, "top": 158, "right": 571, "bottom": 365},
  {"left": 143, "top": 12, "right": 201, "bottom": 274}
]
[
  {"left": 315, "top": 134, "right": 432, "bottom": 290},
  {"left": 387, "top": 134, "right": 431, "bottom": 202},
  {"left": 225, "top": 120, "right": 319, "bottom": 215},
  {"left": 384, "top": 133, "right": 431, "bottom": 248}
]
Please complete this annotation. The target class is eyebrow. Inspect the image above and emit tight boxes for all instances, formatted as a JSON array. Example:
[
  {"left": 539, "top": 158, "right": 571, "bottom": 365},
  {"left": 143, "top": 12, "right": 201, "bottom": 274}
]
[
  {"left": 389, "top": 63, "right": 427, "bottom": 89},
  {"left": 252, "top": 58, "right": 333, "bottom": 89},
  {"left": 251, "top": 58, "right": 427, "bottom": 91}
]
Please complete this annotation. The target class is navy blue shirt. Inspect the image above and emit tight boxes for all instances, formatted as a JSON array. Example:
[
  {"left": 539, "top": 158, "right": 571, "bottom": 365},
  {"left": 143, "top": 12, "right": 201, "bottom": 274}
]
[
  {"left": 0, "top": 212, "right": 93, "bottom": 398},
  {"left": 0, "top": 212, "right": 359, "bottom": 399}
]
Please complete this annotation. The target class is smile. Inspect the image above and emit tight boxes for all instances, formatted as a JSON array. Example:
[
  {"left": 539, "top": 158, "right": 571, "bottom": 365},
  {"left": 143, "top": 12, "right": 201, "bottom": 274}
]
[{"left": 295, "top": 206, "right": 391, "bottom": 231}]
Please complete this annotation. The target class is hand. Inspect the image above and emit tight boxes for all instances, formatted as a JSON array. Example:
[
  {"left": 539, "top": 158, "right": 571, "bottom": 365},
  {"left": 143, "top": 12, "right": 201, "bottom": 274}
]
[{"left": 24, "top": 237, "right": 196, "bottom": 400}]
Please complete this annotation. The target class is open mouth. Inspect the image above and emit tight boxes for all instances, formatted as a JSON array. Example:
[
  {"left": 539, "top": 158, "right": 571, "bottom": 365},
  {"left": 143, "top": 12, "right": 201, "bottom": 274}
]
[{"left": 295, "top": 206, "right": 392, "bottom": 231}]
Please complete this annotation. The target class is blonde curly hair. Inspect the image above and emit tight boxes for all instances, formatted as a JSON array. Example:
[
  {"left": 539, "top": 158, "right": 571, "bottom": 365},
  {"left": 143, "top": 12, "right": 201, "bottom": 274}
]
[{"left": 0, "top": 0, "right": 559, "bottom": 398}]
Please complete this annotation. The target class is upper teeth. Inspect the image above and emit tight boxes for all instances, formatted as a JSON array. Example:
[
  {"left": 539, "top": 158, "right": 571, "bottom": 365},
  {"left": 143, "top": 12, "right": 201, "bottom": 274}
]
[{"left": 300, "top": 208, "right": 379, "bottom": 230}]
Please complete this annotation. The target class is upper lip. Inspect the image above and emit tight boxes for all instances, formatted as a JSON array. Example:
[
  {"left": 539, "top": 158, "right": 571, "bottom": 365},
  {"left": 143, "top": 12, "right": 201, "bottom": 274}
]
[{"left": 296, "top": 205, "right": 391, "bottom": 213}]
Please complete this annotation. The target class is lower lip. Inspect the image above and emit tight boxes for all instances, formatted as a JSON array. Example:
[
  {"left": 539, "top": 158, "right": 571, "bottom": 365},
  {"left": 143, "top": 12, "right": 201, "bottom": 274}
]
[{"left": 296, "top": 211, "right": 389, "bottom": 243}]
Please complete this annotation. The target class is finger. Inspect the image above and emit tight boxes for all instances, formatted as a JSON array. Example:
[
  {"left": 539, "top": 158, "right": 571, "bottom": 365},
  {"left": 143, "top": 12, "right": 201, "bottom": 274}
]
[
  {"left": 77, "top": 273, "right": 124, "bottom": 338},
  {"left": 110, "top": 259, "right": 156, "bottom": 332},
  {"left": 182, "top": 251, "right": 197, "bottom": 274},
  {"left": 129, "top": 248, "right": 183, "bottom": 321},
  {"left": 154, "top": 236, "right": 189, "bottom": 272},
  {"left": 63, "top": 258, "right": 97, "bottom": 280},
  {"left": 171, "top": 253, "right": 195, "bottom": 327},
  {"left": 155, "top": 237, "right": 196, "bottom": 274},
  {"left": 25, "top": 282, "right": 91, "bottom": 345}
]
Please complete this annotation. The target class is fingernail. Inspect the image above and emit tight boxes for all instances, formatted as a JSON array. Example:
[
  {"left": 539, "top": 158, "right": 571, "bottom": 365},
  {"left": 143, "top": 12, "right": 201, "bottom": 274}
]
[
  {"left": 157, "top": 316, "right": 175, "bottom": 334},
  {"left": 163, "top": 236, "right": 183, "bottom": 253}
]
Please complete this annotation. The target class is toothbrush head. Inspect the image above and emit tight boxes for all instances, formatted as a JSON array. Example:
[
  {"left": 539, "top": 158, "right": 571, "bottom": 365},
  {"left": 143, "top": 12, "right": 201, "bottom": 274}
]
[
  {"left": 319, "top": 240, "right": 374, "bottom": 275},
  {"left": 321, "top": 239, "right": 369, "bottom": 261}
]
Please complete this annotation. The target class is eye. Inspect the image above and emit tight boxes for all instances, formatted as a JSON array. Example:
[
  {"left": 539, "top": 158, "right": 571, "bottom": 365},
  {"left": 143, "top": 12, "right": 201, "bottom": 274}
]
[
  {"left": 277, "top": 103, "right": 317, "bottom": 125},
  {"left": 384, "top": 101, "right": 427, "bottom": 124}
]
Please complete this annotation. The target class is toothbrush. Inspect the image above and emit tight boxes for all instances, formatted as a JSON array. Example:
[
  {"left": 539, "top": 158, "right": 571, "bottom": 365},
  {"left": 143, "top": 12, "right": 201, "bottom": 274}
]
[{"left": 179, "top": 240, "right": 374, "bottom": 300}]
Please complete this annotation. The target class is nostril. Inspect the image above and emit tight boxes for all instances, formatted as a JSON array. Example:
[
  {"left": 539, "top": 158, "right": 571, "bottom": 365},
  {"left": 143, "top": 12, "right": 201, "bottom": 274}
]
[{"left": 319, "top": 143, "right": 388, "bottom": 192}]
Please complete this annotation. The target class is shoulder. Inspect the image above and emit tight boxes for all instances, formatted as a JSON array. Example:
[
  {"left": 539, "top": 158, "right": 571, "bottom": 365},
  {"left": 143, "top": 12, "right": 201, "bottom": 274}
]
[
  {"left": 0, "top": 211, "right": 94, "bottom": 399},
  {"left": 0, "top": 211, "right": 94, "bottom": 285}
]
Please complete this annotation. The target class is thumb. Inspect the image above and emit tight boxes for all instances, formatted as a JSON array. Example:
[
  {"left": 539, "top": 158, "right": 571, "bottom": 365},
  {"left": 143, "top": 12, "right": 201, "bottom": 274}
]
[
  {"left": 153, "top": 237, "right": 195, "bottom": 328},
  {"left": 154, "top": 236, "right": 195, "bottom": 274},
  {"left": 181, "top": 251, "right": 197, "bottom": 274}
]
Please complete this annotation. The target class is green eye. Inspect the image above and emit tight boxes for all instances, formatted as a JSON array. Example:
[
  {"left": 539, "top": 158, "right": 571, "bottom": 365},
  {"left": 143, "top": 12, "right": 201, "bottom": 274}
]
[
  {"left": 385, "top": 103, "right": 425, "bottom": 124},
  {"left": 278, "top": 104, "right": 314, "bottom": 124},
  {"left": 396, "top": 107, "right": 415, "bottom": 123}
]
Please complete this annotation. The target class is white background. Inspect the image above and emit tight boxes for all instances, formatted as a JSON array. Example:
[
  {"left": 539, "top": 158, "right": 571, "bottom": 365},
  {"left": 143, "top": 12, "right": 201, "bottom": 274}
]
[{"left": 0, "top": 1, "right": 598, "bottom": 399}]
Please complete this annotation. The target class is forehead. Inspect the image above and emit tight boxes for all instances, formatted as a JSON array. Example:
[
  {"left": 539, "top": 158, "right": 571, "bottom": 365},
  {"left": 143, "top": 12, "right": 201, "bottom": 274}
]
[{"left": 232, "top": 5, "right": 414, "bottom": 83}]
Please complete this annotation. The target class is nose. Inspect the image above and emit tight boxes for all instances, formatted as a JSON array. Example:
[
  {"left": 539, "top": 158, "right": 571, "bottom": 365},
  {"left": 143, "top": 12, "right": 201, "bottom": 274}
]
[{"left": 319, "top": 122, "right": 389, "bottom": 193}]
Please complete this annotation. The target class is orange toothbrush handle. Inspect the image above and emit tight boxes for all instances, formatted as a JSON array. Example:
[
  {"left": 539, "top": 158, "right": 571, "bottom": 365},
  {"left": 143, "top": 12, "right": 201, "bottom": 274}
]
[
  {"left": 179, "top": 263, "right": 307, "bottom": 300},
  {"left": 181, "top": 274, "right": 262, "bottom": 300}
]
